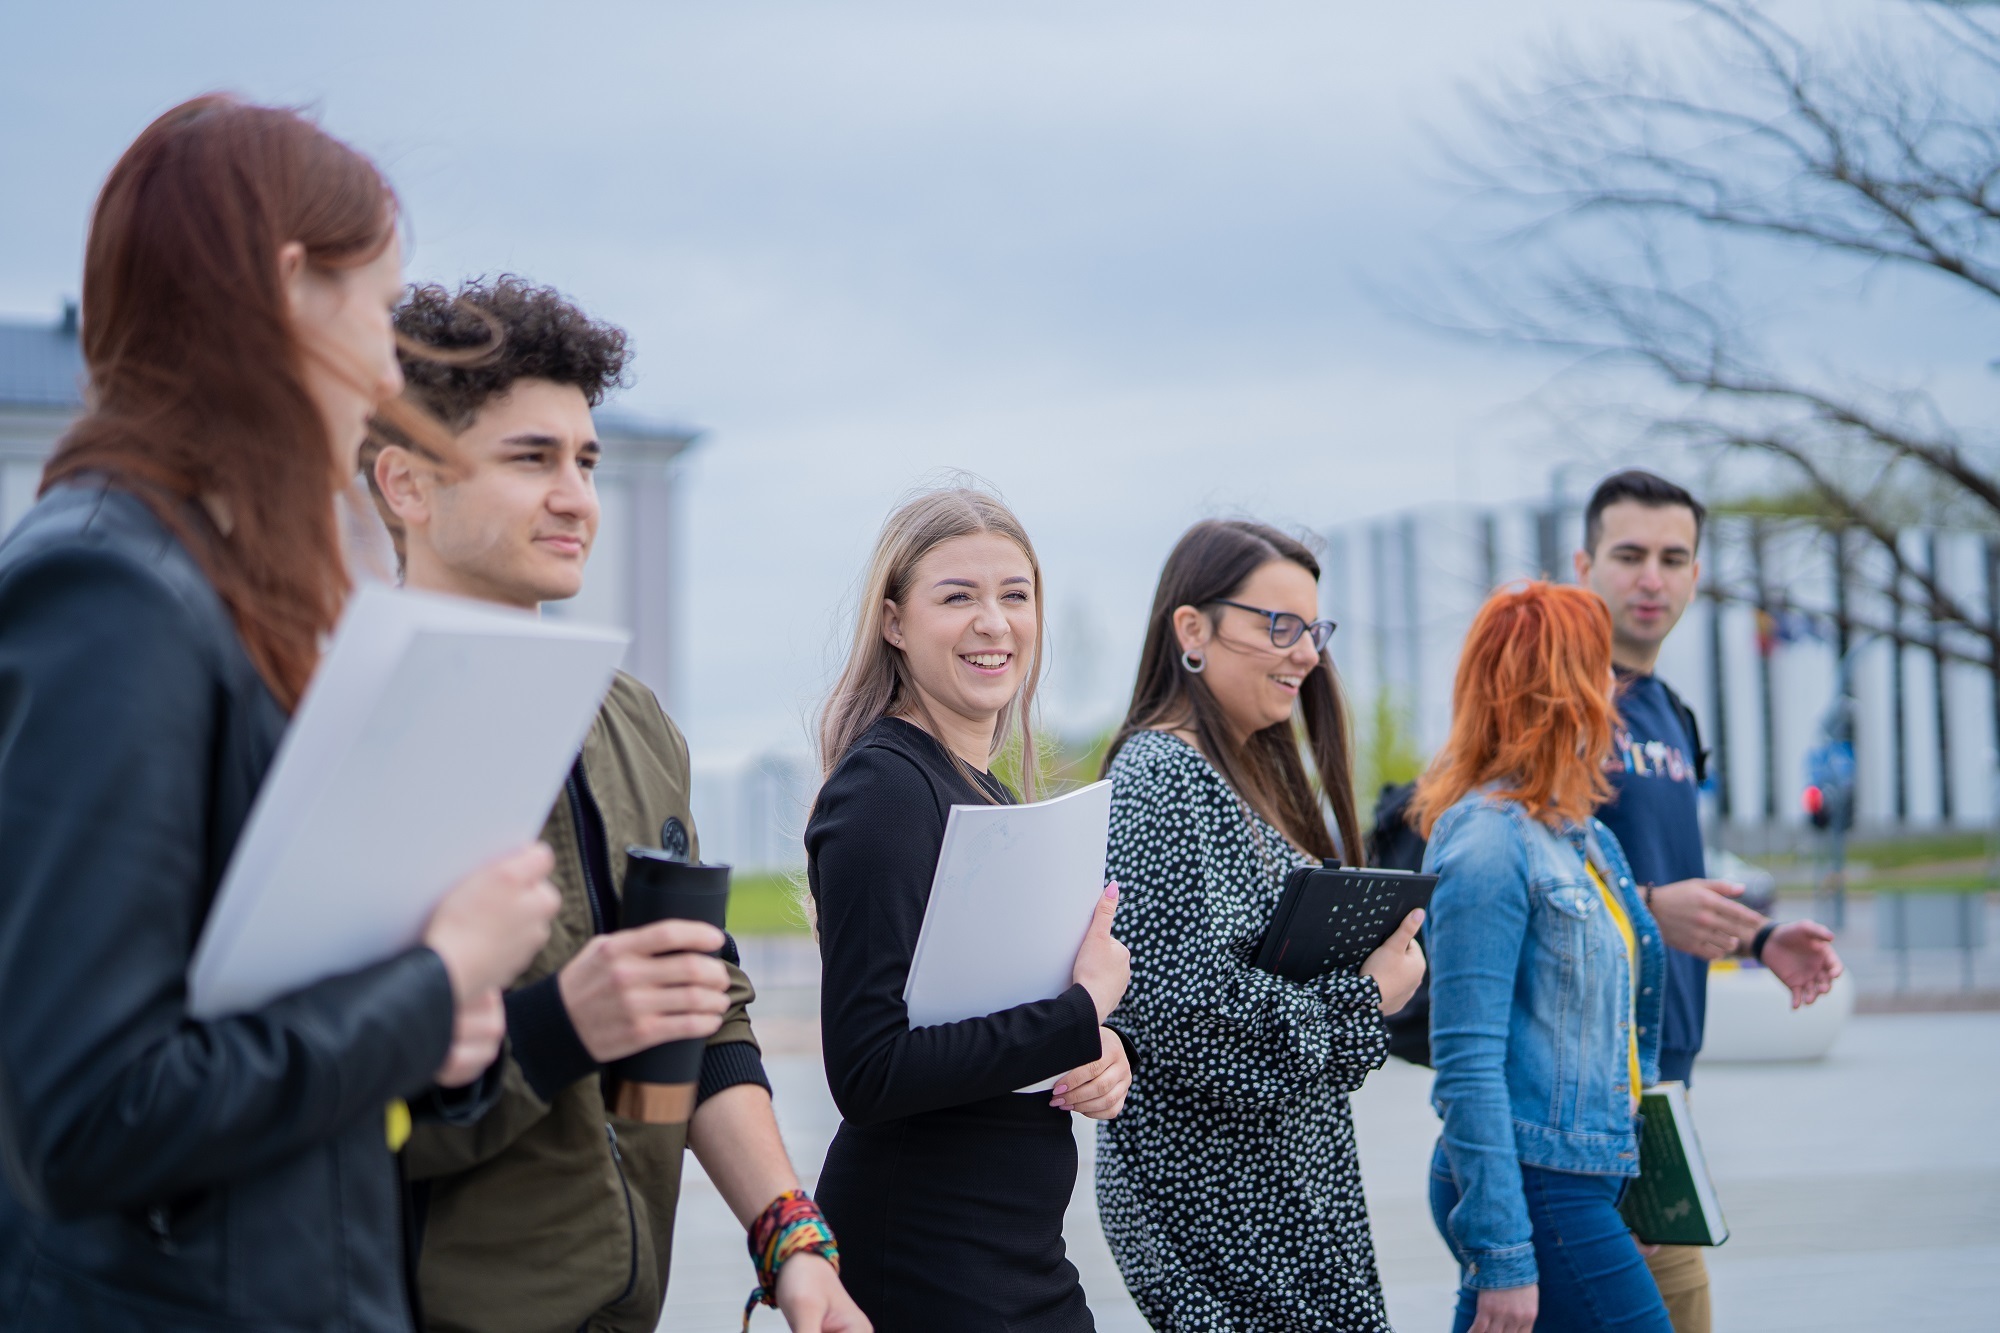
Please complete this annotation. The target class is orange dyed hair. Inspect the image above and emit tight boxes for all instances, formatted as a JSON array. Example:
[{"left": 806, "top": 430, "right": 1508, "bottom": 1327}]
[{"left": 1411, "top": 581, "right": 1618, "bottom": 836}]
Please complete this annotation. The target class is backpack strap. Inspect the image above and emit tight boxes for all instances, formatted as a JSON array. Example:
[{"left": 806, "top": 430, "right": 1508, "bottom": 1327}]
[{"left": 1653, "top": 676, "right": 1709, "bottom": 787}]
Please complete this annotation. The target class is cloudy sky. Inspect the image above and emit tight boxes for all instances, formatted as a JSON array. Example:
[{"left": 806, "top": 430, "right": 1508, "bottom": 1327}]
[{"left": 6, "top": 0, "right": 1947, "bottom": 760}]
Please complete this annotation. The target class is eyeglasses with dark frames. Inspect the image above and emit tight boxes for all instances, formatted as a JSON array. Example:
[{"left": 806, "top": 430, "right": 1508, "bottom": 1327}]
[{"left": 1207, "top": 599, "right": 1338, "bottom": 652}]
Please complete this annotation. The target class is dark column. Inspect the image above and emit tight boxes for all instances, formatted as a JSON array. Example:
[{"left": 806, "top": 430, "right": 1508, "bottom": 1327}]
[
  {"left": 1752, "top": 520, "right": 1778, "bottom": 822},
  {"left": 1479, "top": 511, "right": 1499, "bottom": 593},
  {"left": 1535, "top": 507, "right": 1560, "bottom": 581},
  {"left": 1928, "top": 531, "right": 1953, "bottom": 823},
  {"left": 1892, "top": 556, "right": 1910, "bottom": 825},
  {"left": 1708, "top": 553, "right": 1734, "bottom": 822},
  {"left": 1987, "top": 537, "right": 2000, "bottom": 769},
  {"left": 1830, "top": 526, "right": 1852, "bottom": 661}
]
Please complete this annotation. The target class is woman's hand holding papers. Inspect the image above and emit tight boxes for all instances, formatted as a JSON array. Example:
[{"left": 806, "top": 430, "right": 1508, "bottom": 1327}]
[
  {"left": 1050, "top": 1027, "right": 1132, "bottom": 1120},
  {"left": 558, "top": 919, "right": 733, "bottom": 1063},
  {"left": 424, "top": 843, "right": 562, "bottom": 1085},
  {"left": 1055, "top": 883, "right": 1137, "bottom": 1120},
  {"left": 1071, "top": 883, "right": 1131, "bottom": 1023},
  {"left": 434, "top": 990, "right": 507, "bottom": 1087},
  {"left": 1360, "top": 908, "right": 1427, "bottom": 1014}
]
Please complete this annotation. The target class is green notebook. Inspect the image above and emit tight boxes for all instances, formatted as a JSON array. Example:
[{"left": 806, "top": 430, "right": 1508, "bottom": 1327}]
[{"left": 1620, "top": 1082, "right": 1729, "bottom": 1247}]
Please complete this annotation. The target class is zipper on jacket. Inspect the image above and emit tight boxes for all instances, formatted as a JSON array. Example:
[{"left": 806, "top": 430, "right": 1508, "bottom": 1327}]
[
  {"left": 565, "top": 762, "right": 615, "bottom": 936},
  {"left": 144, "top": 1203, "right": 178, "bottom": 1255},
  {"left": 604, "top": 1123, "right": 640, "bottom": 1305}
]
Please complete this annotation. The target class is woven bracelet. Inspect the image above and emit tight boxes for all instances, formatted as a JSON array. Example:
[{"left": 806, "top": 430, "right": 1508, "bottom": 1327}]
[{"left": 742, "top": 1189, "right": 839, "bottom": 1330}]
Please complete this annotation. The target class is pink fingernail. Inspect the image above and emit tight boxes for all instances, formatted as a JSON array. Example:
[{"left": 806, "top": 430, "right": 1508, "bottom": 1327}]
[{"left": 1053, "top": 1084, "right": 1067, "bottom": 1094}]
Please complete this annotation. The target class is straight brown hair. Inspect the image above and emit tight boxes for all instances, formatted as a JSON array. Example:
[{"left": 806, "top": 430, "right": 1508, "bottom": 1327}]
[
  {"left": 41, "top": 95, "right": 399, "bottom": 710},
  {"left": 1103, "top": 519, "right": 1363, "bottom": 863}
]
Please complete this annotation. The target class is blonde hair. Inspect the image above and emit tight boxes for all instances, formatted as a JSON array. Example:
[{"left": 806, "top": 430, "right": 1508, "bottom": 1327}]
[{"left": 818, "top": 485, "right": 1046, "bottom": 799}]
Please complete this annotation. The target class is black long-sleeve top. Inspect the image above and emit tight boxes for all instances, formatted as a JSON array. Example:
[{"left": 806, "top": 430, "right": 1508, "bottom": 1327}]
[{"left": 807, "top": 717, "right": 1102, "bottom": 1127}]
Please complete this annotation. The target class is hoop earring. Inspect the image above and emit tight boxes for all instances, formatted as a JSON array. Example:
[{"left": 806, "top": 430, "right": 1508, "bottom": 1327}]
[{"left": 1180, "top": 650, "right": 1205, "bottom": 674}]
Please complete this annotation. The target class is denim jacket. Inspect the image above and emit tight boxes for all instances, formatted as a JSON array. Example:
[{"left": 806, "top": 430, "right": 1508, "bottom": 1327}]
[{"left": 1421, "top": 787, "right": 1665, "bottom": 1290}]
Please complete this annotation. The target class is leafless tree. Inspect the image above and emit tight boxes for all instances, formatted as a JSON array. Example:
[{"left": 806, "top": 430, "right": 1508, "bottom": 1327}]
[{"left": 1439, "top": 0, "right": 2000, "bottom": 663}]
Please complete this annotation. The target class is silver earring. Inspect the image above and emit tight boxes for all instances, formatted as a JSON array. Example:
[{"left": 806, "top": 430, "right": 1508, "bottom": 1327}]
[{"left": 1180, "top": 650, "right": 1205, "bottom": 674}]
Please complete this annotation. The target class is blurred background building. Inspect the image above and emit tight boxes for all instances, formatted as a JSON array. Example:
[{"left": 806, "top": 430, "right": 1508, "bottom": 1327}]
[
  {"left": 12, "top": 305, "right": 1998, "bottom": 867},
  {"left": 0, "top": 306, "right": 714, "bottom": 798},
  {"left": 1326, "top": 494, "right": 2000, "bottom": 850}
]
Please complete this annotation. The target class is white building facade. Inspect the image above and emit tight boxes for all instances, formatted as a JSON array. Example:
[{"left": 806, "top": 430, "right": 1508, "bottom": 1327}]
[{"left": 1325, "top": 499, "right": 2000, "bottom": 846}]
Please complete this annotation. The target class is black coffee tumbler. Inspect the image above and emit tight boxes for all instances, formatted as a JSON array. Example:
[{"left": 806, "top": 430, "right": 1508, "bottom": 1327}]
[{"left": 609, "top": 848, "right": 731, "bottom": 1125}]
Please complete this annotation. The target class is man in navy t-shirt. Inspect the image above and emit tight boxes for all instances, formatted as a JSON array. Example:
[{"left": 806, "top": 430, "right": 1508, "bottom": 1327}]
[
  {"left": 1600, "top": 667, "right": 1713, "bottom": 1081},
  {"left": 1574, "top": 470, "right": 1844, "bottom": 1333}
]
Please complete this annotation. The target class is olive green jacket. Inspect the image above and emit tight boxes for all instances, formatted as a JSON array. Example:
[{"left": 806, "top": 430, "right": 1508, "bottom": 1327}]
[{"left": 403, "top": 673, "right": 759, "bottom": 1333}]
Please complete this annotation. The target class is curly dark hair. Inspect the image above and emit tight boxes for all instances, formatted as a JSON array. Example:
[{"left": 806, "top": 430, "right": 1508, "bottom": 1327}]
[
  {"left": 392, "top": 274, "right": 630, "bottom": 427},
  {"left": 359, "top": 276, "right": 628, "bottom": 566}
]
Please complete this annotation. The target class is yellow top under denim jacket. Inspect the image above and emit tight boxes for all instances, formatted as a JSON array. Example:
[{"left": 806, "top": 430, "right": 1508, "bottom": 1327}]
[{"left": 1422, "top": 788, "right": 1665, "bottom": 1291}]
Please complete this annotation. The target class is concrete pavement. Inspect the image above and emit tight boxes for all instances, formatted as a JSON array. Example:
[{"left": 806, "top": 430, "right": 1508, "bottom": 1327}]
[{"left": 662, "top": 967, "right": 1999, "bottom": 1332}]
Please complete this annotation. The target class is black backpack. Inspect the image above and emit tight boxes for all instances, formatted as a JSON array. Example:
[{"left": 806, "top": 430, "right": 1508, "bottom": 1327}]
[
  {"left": 1367, "top": 781, "right": 1434, "bottom": 1067},
  {"left": 1367, "top": 675, "right": 1709, "bottom": 1069}
]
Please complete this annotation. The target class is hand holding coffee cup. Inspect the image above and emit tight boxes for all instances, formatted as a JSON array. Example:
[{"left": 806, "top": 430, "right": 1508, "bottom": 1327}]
[{"left": 604, "top": 849, "right": 733, "bottom": 1124}]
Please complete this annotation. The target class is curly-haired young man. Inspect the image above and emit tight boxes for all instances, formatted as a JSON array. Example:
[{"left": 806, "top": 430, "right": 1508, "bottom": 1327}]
[{"left": 366, "top": 277, "right": 867, "bottom": 1333}]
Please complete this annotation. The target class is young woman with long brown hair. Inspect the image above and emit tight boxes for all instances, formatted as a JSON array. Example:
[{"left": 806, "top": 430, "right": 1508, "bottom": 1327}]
[
  {"left": 0, "top": 97, "right": 560, "bottom": 1331},
  {"left": 1094, "top": 519, "right": 1425, "bottom": 1332},
  {"left": 806, "top": 486, "right": 1132, "bottom": 1332},
  {"left": 1414, "top": 582, "right": 1670, "bottom": 1333}
]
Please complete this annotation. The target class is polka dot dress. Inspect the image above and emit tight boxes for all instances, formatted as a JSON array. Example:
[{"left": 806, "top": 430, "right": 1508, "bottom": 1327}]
[{"left": 1096, "top": 731, "right": 1392, "bottom": 1333}]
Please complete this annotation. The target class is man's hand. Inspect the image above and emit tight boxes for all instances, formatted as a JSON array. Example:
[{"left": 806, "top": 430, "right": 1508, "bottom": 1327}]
[
  {"left": 1761, "top": 920, "right": 1843, "bottom": 1008},
  {"left": 774, "top": 1251, "right": 871, "bottom": 1332},
  {"left": 1646, "top": 879, "right": 1764, "bottom": 959},
  {"left": 1051, "top": 1027, "right": 1132, "bottom": 1120},
  {"left": 1470, "top": 1283, "right": 1537, "bottom": 1333},
  {"left": 557, "top": 919, "right": 732, "bottom": 1063}
]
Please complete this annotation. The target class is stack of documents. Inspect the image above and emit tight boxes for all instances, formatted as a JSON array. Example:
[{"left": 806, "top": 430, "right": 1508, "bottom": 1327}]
[
  {"left": 903, "top": 780, "right": 1114, "bottom": 1090},
  {"left": 187, "top": 586, "right": 627, "bottom": 1018}
]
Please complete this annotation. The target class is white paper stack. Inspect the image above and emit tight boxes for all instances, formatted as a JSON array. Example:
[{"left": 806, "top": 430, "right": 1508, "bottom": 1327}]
[
  {"left": 902, "top": 779, "right": 1114, "bottom": 1041},
  {"left": 187, "top": 585, "right": 627, "bottom": 1019}
]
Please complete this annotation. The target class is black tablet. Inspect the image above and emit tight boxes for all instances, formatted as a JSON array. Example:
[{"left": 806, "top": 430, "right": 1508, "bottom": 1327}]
[{"left": 1252, "top": 863, "right": 1437, "bottom": 983}]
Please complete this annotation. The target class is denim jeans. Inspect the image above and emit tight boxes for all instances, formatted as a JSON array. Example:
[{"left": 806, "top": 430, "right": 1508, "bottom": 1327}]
[{"left": 1430, "top": 1146, "right": 1672, "bottom": 1333}]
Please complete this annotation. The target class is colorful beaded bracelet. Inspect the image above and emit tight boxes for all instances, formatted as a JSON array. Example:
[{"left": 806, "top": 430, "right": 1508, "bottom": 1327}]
[{"left": 742, "top": 1189, "right": 839, "bottom": 1330}]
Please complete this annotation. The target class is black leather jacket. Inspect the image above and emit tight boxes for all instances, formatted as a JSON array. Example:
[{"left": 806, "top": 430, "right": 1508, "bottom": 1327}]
[{"left": 0, "top": 481, "right": 458, "bottom": 1331}]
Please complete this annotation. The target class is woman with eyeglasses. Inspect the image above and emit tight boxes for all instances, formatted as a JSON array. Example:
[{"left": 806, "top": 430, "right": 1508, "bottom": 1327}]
[{"left": 1093, "top": 520, "right": 1426, "bottom": 1332}]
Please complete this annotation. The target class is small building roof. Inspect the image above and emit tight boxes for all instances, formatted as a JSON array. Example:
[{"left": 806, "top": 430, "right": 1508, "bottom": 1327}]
[
  {"left": 0, "top": 312, "right": 705, "bottom": 468},
  {"left": 0, "top": 310, "right": 85, "bottom": 409}
]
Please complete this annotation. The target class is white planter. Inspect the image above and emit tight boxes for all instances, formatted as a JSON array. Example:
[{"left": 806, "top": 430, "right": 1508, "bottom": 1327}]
[{"left": 1695, "top": 961, "right": 1853, "bottom": 1064}]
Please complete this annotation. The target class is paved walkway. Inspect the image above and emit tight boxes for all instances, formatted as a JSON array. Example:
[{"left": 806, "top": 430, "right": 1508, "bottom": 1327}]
[{"left": 661, "top": 984, "right": 2000, "bottom": 1332}]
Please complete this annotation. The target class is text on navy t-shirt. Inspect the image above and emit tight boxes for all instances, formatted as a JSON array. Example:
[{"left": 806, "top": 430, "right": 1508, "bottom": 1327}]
[{"left": 1594, "top": 669, "right": 1709, "bottom": 1085}]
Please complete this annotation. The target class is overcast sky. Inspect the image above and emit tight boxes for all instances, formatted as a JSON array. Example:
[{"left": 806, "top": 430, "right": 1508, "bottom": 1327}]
[{"left": 7, "top": 0, "right": 1960, "bottom": 760}]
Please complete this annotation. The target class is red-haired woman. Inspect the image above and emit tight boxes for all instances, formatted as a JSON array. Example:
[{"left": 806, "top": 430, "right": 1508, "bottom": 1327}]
[
  {"left": 0, "top": 98, "right": 559, "bottom": 1331},
  {"left": 1413, "top": 582, "right": 1670, "bottom": 1333}
]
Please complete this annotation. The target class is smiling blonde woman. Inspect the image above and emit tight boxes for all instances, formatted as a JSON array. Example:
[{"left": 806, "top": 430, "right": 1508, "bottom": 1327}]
[{"left": 806, "top": 485, "right": 1132, "bottom": 1332}]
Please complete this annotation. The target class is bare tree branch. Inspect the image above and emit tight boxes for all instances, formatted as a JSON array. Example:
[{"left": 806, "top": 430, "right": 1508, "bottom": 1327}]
[{"left": 1431, "top": 0, "right": 2000, "bottom": 665}]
